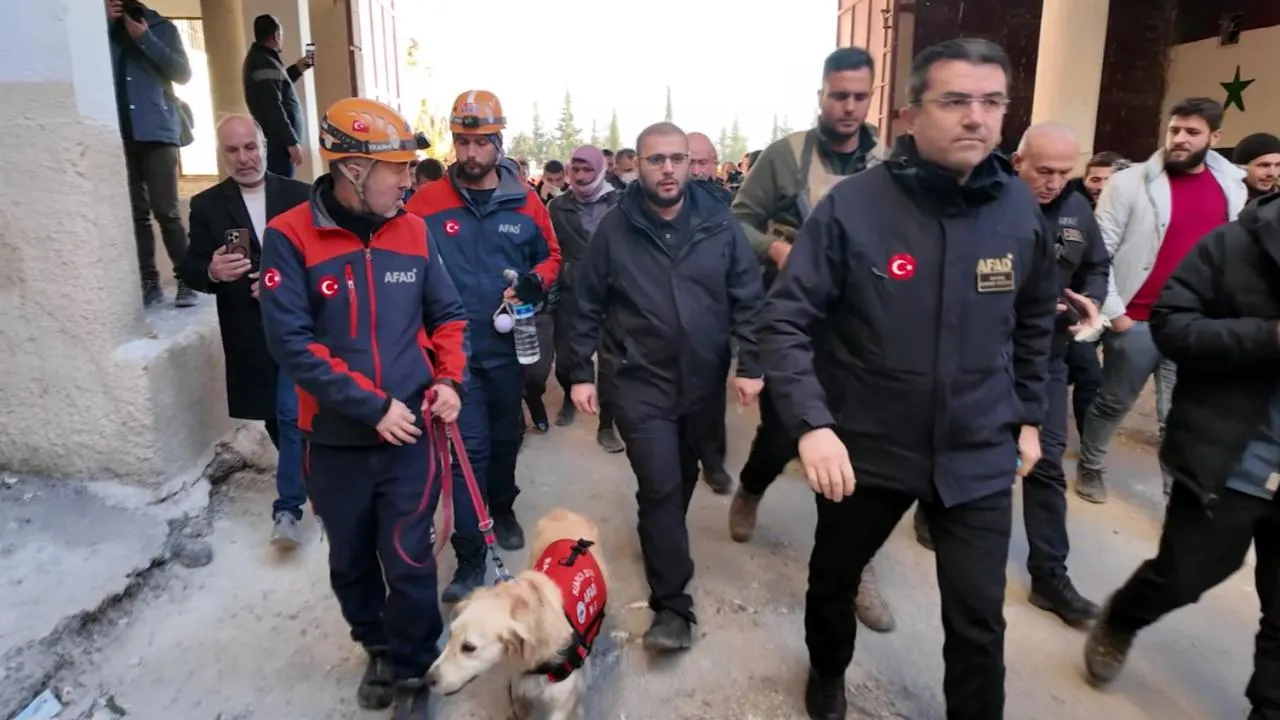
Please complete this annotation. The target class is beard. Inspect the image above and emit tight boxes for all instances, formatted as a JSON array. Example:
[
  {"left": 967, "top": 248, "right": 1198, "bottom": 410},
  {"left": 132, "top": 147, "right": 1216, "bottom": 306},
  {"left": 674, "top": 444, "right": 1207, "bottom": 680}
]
[
  {"left": 640, "top": 178, "right": 686, "bottom": 208},
  {"left": 1164, "top": 146, "right": 1209, "bottom": 174},
  {"left": 457, "top": 157, "right": 496, "bottom": 182},
  {"left": 818, "top": 117, "right": 858, "bottom": 145}
]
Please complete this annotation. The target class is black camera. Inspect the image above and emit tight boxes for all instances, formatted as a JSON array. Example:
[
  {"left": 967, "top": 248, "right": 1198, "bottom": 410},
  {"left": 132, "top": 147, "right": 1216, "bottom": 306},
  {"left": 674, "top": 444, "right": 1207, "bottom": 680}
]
[{"left": 122, "top": 0, "right": 146, "bottom": 21}]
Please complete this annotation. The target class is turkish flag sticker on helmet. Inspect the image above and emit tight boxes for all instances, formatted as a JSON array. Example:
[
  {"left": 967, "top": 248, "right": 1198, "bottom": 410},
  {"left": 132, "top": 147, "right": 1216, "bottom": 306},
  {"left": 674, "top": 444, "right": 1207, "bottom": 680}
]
[{"left": 262, "top": 268, "right": 282, "bottom": 290}]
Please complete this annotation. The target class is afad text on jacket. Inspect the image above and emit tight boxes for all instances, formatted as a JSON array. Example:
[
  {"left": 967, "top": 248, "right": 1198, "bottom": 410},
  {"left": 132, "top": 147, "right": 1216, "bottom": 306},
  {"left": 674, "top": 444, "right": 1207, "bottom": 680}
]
[
  {"left": 259, "top": 177, "right": 469, "bottom": 446},
  {"left": 405, "top": 160, "right": 562, "bottom": 368}
]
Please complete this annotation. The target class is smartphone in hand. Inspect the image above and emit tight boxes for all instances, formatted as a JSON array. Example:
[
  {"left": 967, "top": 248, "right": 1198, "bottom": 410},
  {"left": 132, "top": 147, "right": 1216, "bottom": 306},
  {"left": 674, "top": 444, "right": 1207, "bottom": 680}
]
[{"left": 224, "top": 228, "right": 253, "bottom": 265}]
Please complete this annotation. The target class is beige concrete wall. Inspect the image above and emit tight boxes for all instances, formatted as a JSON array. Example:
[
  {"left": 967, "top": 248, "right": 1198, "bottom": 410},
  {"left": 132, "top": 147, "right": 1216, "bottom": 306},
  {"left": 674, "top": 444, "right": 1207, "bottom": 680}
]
[
  {"left": 1163, "top": 25, "right": 1280, "bottom": 147},
  {"left": 309, "top": 0, "right": 355, "bottom": 124},
  {"left": 0, "top": 0, "right": 229, "bottom": 491}
]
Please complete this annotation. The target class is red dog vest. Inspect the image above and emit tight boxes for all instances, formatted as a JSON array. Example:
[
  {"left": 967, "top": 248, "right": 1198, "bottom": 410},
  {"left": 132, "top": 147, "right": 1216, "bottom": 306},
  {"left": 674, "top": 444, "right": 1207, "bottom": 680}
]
[{"left": 531, "top": 538, "right": 607, "bottom": 682}]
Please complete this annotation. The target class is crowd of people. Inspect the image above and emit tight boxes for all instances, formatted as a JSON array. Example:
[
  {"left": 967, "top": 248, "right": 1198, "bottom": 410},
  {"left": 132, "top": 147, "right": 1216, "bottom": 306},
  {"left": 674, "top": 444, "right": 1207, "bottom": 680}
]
[{"left": 107, "top": 1, "right": 1280, "bottom": 717}]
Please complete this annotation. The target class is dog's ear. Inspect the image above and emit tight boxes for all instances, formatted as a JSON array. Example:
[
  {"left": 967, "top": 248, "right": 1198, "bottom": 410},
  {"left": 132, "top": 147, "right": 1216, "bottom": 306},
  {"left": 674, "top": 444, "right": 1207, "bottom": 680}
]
[{"left": 501, "top": 618, "right": 534, "bottom": 659}]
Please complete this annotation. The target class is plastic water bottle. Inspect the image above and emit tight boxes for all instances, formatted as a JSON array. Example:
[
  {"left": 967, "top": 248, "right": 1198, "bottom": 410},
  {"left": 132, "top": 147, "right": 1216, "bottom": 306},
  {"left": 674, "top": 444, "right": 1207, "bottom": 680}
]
[{"left": 512, "top": 303, "right": 540, "bottom": 365}]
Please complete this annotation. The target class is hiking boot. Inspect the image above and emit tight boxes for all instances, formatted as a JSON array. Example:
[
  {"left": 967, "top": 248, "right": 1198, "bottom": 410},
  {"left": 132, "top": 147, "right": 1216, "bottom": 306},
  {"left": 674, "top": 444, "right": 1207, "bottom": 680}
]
[
  {"left": 728, "top": 487, "right": 763, "bottom": 543},
  {"left": 554, "top": 395, "right": 575, "bottom": 427},
  {"left": 356, "top": 648, "right": 395, "bottom": 710},
  {"left": 1075, "top": 466, "right": 1108, "bottom": 504},
  {"left": 493, "top": 510, "right": 525, "bottom": 551},
  {"left": 142, "top": 279, "right": 164, "bottom": 307},
  {"left": 1084, "top": 602, "right": 1135, "bottom": 687},
  {"left": 597, "top": 426, "right": 625, "bottom": 454},
  {"left": 913, "top": 506, "right": 934, "bottom": 551},
  {"left": 391, "top": 679, "right": 432, "bottom": 720},
  {"left": 643, "top": 609, "right": 693, "bottom": 652},
  {"left": 174, "top": 281, "right": 198, "bottom": 308},
  {"left": 441, "top": 537, "right": 486, "bottom": 604},
  {"left": 804, "top": 668, "right": 847, "bottom": 720},
  {"left": 855, "top": 564, "right": 896, "bottom": 633},
  {"left": 1030, "top": 576, "right": 1100, "bottom": 628},
  {"left": 270, "top": 512, "right": 301, "bottom": 549},
  {"left": 703, "top": 467, "right": 734, "bottom": 495}
]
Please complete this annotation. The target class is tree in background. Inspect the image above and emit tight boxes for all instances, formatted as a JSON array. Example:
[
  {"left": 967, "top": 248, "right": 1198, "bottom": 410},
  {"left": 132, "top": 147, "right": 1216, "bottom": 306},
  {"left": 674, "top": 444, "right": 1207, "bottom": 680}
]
[
  {"left": 606, "top": 109, "right": 623, "bottom": 151},
  {"left": 769, "top": 114, "right": 794, "bottom": 143},
  {"left": 715, "top": 127, "right": 730, "bottom": 162},
  {"left": 530, "top": 103, "right": 552, "bottom": 163},
  {"left": 725, "top": 118, "right": 749, "bottom": 164},
  {"left": 664, "top": 86, "right": 674, "bottom": 122},
  {"left": 508, "top": 132, "right": 536, "bottom": 163},
  {"left": 552, "top": 90, "right": 582, "bottom": 161},
  {"left": 589, "top": 119, "right": 602, "bottom": 148},
  {"left": 404, "top": 37, "right": 453, "bottom": 161}
]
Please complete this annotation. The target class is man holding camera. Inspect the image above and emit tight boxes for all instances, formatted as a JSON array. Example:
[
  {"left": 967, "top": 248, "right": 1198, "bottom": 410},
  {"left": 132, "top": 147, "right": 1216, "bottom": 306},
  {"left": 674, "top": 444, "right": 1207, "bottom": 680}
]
[
  {"left": 243, "top": 14, "right": 314, "bottom": 178},
  {"left": 177, "top": 114, "right": 311, "bottom": 548},
  {"left": 106, "top": 0, "right": 195, "bottom": 308}
]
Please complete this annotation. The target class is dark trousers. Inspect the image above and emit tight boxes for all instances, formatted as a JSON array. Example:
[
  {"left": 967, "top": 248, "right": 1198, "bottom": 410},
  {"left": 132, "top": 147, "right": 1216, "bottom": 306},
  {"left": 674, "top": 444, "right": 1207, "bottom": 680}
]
[
  {"left": 739, "top": 385, "right": 797, "bottom": 496},
  {"left": 1023, "top": 358, "right": 1071, "bottom": 582},
  {"left": 304, "top": 441, "right": 443, "bottom": 680},
  {"left": 696, "top": 381, "right": 728, "bottom": 474},
  {"left": 522, "top": 313, "right": 556, "bottom": 418},
  {"left": 266, "top": 140, "right": 295, "bottom": 178},
  {"left": 1107, "top": 485, "right": 1280, "bottom": 718},
  {"left": 615, "top": 401, "right": 723, "bottom": 622},
  {"left": 554, "top": 288, "right": 614, "bottom": 430},
  {"left": 807, "top": 482, "right": 1012, "bottom": 720},
  {"left": 454, "top": 363, "right": 526, "bottom": 542},
  {"left": 1066, "top": 339, "right": 1102, "bottom": 438},
  {"left": 125, "top": 142, "right": 187, "bottom": 285}
]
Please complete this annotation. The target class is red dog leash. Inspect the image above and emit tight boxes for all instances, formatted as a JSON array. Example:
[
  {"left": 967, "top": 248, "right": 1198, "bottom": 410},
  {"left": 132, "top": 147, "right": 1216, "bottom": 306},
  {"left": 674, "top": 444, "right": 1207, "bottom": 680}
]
[{"left": 392, "top": 389, "right": 514, "bottom": 583}]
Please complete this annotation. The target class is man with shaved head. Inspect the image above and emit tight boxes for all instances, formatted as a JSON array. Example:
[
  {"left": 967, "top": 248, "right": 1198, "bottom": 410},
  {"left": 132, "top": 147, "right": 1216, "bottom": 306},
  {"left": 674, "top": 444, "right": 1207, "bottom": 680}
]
[
  {"left": 998, "top": 120, "right": 1109, "bottom": 626},
  {"left": 177, "top": 114, "right": 312, "bottom": 548},
  {"left": 568, "top": 122, "right": 765, "bottom": 651}
]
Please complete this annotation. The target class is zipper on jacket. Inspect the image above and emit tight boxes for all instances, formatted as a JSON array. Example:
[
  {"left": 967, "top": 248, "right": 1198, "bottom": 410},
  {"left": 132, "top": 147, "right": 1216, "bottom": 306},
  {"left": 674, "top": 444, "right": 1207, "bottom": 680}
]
[
  {"left": 362, "top": 248, "right": 384, "bottom": 387},
  {"left": 344, "top": 264, "right": 358, "bottom": 338}
]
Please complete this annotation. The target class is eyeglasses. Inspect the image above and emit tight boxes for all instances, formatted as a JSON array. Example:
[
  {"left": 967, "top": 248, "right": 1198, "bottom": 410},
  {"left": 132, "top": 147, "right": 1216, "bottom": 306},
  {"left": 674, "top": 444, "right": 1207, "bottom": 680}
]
[
  {"left": 919, "top": 94, "right": 1010, "bottom": 114},
  {"left": 641, "top": 153, "right": 690, "bottom": 168}
]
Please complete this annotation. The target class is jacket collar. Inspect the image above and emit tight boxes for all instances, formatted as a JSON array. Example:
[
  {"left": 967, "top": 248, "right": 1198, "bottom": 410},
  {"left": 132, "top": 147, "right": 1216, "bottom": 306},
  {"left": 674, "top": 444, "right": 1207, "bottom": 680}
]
[
  {"left": 1141, "top": 147, "right": 1246, "bottom": 186},
  {"left": 884, "top": 135, "right": 1011, "bottom": 216}
]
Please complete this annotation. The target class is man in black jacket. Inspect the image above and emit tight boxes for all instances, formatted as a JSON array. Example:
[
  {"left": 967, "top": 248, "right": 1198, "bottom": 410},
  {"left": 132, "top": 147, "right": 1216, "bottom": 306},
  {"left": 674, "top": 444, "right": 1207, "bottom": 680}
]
[
  {"left": 759, "top": 39, "right": 1057, "bottom": 720},
  {"left": 1085, "top": 193, "right": 1280, "bottom": 719},
  {"left": 177, "top": 115, "right": 311, "bottom": 546},
  {"left": 569, "top": 122, "right": 765, "bottom": 651},
  {"left": 242, "top": 14, "right": 312, "bottom": 178}
]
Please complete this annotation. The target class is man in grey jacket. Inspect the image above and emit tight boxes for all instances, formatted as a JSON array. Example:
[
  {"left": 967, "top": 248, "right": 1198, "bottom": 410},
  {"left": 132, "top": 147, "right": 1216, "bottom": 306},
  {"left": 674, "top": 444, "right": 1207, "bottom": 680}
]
[
  {"left": 1075, "top": 98, "right": 1247, "bottom": 504},
  {"left": 106, "top": 0, "right": 194, "bottom": 308}
]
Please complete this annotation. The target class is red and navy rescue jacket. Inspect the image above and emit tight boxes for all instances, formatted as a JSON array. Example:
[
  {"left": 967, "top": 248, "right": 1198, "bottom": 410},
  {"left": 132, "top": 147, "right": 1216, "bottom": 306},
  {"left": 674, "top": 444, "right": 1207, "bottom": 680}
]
[
  {"left": 260, "top": 178, "right": 469, "bottom": 446},
  {"left": 531, "top": 538, "right": 607, "bottom": 682},
  {"left": 405, "top": 160, "right": 561, "bottom": 369}
]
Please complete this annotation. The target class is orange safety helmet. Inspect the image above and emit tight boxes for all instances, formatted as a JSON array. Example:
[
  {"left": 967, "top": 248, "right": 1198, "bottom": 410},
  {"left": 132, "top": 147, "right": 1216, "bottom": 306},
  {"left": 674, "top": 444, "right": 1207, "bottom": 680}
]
[
  {"left": 449, "top": 90, "right": 506, "bottom": 135},
  {"left": 318, "top": 97, "right": 429, "bottom": 164}
]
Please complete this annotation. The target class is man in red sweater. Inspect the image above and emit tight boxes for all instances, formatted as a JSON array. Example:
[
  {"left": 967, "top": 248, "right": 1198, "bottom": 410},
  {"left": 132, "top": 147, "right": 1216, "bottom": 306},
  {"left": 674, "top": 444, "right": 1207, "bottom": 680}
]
[{"left": 1076, "top": 98, "right": 1248, "bottom": 503}]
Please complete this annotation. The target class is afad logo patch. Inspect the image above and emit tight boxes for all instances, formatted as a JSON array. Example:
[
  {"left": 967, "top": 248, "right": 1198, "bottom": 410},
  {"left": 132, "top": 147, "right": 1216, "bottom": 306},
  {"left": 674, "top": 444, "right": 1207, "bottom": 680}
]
[{"left": 262, "top": 268, "right": 282, "bottom": 290}]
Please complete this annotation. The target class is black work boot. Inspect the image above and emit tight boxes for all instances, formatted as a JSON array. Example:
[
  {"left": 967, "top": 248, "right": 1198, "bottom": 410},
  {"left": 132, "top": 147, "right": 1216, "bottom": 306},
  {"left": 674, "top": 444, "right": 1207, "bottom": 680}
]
[
  {"left": 702, "top": 467, "right": 734, "bottom": 495},
  {"left": 554, "top": 392, "right": 575, "bottom": 427},
  {"left": 141, "top": 279, "right": 164, "bottom": 307},
  {"left": 492, "top": 510, "right": 525, "bottom": 551},
  {"left": 356, "top": 647, "right": 395, "bottom": 710},
  {"left": 804, "top": 668, "right": 847, "bottom": 720},
  {"left": 1030, "top": 575, "right": 1101, "bottom": 628},
  {"left": 526, "top": 395, "right": 549, "bottom": 433},
  {"left": 391, "top": 679, "right": 432, "bottom": 720},
  {"left": 1084, "top": 601, "right": 1136, "bottom": 687},
  {"left": 1075, "top": 466, "right": 1108, "bottom": 504},
  {"left": 643, "top": 609, "right": 693, "bottom": 652},
  {"left": 441, "top": 536, "right": 486, "bottom": 604},
  {"left": 597, "top": 426, "right": 625, "bottom": 454},
  {"left": 913, "top": 505, "right": 934, "bottom": 551}
]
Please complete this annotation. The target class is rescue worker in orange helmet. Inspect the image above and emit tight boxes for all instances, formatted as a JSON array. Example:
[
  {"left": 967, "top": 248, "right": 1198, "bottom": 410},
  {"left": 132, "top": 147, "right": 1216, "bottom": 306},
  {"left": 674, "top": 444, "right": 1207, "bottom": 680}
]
[
  {"left": 260, "top": 97, "right": 468, "bottom": 720},
  {"left": 406, "top": 90, "right": 562, "bottom": 602}
]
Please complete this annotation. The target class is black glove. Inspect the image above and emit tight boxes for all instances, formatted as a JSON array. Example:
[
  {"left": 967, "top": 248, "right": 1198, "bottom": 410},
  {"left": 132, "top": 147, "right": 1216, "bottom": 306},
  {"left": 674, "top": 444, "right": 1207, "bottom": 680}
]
[{"left": 514, "top": 271, "right": 544, "bottom": 305}]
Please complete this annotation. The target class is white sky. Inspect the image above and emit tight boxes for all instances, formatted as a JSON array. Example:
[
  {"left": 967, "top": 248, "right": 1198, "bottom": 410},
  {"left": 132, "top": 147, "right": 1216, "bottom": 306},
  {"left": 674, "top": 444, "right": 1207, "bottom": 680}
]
[{"left": 399, "top": 0, "right": 831, "bottom": 153}]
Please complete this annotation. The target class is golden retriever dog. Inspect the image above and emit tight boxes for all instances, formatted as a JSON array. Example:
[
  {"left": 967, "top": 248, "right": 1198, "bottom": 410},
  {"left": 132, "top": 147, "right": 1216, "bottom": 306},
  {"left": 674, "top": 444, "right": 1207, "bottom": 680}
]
[{"left": 428, "top": 508, "right": 608, "bottom": 720}]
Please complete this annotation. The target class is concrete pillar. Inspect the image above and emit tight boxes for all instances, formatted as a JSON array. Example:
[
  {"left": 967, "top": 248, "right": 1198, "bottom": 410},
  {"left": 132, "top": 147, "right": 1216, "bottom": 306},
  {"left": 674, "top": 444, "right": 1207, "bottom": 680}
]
[
  {"left": 243, "top": 0, "right": 323, "bottom": 180},
  {"left": 1030, "top": 0, "right": 1110, "bottom": 165},
  {"left": 0, "top": 0, "right": 229, "bottom": 490},
  {"left": 198, "top": 0, "right": 248, "bottom": 118},
  {"left": 308, "top": 0, "right": 355, "bottom": 126}
]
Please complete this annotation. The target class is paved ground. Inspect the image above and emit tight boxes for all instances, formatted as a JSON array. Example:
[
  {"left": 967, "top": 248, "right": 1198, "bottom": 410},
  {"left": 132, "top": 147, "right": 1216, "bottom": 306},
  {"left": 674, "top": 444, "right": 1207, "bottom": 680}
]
[{"left": 63, "top": 391, "right": 1262, "bottom": 720}]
